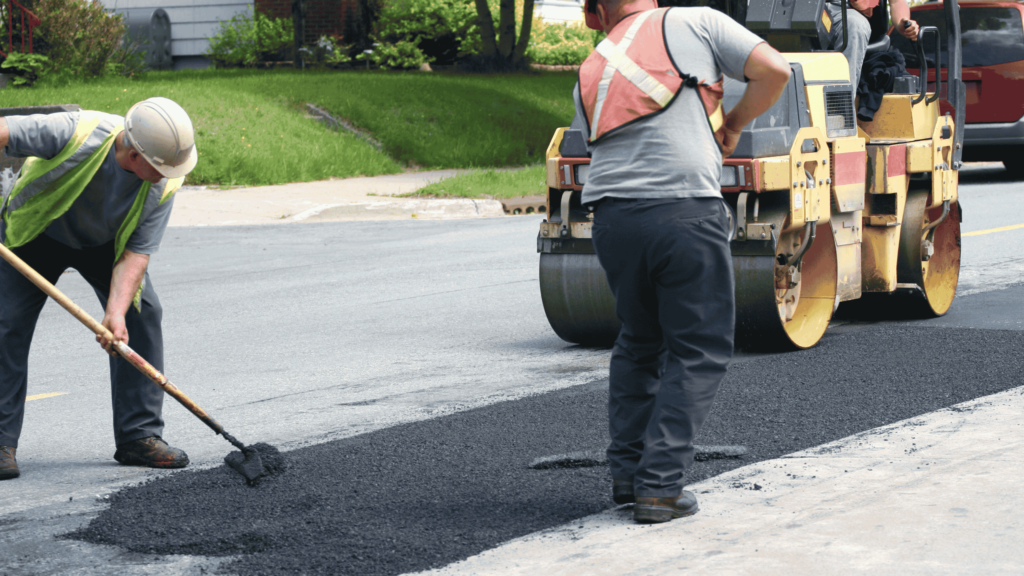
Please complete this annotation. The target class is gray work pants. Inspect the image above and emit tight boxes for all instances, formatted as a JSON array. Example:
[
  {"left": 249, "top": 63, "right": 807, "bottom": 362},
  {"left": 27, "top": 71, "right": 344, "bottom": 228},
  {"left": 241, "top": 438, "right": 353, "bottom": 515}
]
[
  {"left": 591, "top": 197, "right": 735, "bottom": 497},
  {"left": 826, "top": 3, "right": 872, "bottom": 91},
  {"left": 0, "top": 230, "right": 165, "bottom": 448}
]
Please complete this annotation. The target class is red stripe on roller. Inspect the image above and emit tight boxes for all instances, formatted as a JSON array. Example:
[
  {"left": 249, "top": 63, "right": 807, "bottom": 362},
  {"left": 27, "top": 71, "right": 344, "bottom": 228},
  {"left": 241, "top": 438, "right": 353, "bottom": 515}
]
[
  {"left": 887, "top": 144, "right": 906, "bottom": 177},
  {"left": 833, "top": 151, "right": 865, "bottom": 186}
]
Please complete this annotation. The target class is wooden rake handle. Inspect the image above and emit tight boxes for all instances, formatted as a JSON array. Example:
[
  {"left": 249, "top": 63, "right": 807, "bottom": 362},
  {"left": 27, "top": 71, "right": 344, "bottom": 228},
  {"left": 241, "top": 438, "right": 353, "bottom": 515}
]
[{"left": 0, "top": 242, "right": 227, "bottom": 436}]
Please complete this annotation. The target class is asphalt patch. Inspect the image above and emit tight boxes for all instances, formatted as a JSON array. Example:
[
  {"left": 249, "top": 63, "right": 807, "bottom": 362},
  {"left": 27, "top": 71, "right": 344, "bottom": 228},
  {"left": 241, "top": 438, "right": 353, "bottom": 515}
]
[
  {"left": 64, "top": 326, "right": 1024, "bottom": 575},
  {"left": 223, "top": 442, "right": 287, "bottom": 485}
]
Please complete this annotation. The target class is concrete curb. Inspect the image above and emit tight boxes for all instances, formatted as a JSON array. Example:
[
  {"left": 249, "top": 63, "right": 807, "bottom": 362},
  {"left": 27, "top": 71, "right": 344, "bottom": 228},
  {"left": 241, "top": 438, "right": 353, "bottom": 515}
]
[{"left": 289, "top": 197, "right": 506, "bottom": 222}]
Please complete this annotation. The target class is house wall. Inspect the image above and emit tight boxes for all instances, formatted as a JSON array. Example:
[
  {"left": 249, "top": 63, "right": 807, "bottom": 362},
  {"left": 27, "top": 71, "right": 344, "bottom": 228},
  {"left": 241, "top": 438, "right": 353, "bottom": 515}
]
[
  {"left": 100, "top": 0, "right": 252, "bottom": 68},
  {"left": 535, "top": 0, "right": 585, "bottom": 23}
]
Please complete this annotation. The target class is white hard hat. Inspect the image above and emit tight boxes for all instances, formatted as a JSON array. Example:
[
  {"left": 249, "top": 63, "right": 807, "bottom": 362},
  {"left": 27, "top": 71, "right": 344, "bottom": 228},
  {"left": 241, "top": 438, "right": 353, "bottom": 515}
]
[{"left": 124, "top": 97, "right": 198, "bottom": 179}]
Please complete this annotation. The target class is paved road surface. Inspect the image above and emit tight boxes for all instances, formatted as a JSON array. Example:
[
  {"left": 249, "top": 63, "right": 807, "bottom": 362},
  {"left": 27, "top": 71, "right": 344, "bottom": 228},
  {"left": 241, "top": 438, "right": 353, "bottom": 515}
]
[{"left": 1, "top": 163, "right": 1022, "bottom": 574}]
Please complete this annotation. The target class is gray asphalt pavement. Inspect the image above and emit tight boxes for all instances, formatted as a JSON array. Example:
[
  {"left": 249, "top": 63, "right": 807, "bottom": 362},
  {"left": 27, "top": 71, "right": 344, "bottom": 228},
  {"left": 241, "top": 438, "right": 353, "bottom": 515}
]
[{"left": 1, "top": 162, "right": 1023, "bottom": 575}]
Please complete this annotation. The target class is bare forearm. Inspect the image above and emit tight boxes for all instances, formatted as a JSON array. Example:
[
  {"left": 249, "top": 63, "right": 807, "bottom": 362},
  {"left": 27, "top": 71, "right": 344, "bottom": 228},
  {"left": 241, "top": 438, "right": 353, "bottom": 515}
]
[
  {"left": 890, "top": 0, "right": 910, "bottom": 26},
  {"left": 107, "top": 250, "right": 148, "bottom": 318},
  {"left": 725, "top": 77, "right": 789, "bottom": 133},
  {"left": 725, "top": 46, "right": 791, "bottom": 133},
  {"left": 0, "top": 118, "right": 9, "bottom": 150}
]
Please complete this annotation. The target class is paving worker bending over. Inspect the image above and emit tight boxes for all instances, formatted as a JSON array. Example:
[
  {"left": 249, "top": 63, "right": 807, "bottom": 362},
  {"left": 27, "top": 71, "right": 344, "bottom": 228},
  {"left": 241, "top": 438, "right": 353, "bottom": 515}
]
[
  {"left": 0, "top": 98, "right": 198, "bottom": 481},
  {"left": 574, "top": 0, "right": 790, "bottom": 522},
  {"left": 826, "top": 0, "right": 919, "bottom": 90}
]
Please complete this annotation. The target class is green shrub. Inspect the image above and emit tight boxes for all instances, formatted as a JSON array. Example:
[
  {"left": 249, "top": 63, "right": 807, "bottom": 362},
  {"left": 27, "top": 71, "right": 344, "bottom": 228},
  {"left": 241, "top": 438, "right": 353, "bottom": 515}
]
[
  {"left": 105, "top": 37, "right": 148, "bottom": 78},
  {"left": 360, "top": 40, "right": 429, "bottom": 70},
  {"left": 206, "top": 7, "right": 294, "bottom": 67},
  {"left": 527, "top": 19, "right": 602, "bottom": 66},
  {"left": 301, "top": 35, "right": 352, "bottom": 68},
  {"left": 373, "top": 0, "right": 478, "bottom": 65},
  {"left": 1, "top": 52, "right": 50, "bottom": 87},
  {"left": 32, "top": 0, "right": 128, "bottom": 78}
]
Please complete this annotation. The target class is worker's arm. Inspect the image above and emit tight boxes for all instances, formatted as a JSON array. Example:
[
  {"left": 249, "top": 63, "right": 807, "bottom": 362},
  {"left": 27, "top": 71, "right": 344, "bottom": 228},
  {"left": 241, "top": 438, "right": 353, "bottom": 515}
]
[
  {"left": 890, "top": 0, "right": 919, "bottom": 41},
  {"left": 0, "top": 118, "right": 9, "bottom": 150},
  {"left": 716, "top": 43, "right": 792, "bottom": 157},
  {"left": 98, "top": 249, "right": 149, "bottom": 355}
]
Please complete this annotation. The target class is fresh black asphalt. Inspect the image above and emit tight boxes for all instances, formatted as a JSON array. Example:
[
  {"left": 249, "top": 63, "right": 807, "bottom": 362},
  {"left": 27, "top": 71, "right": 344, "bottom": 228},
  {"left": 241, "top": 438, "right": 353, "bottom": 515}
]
[{"left": 65, "top": 325, "right": 1024, "bottom": 576}]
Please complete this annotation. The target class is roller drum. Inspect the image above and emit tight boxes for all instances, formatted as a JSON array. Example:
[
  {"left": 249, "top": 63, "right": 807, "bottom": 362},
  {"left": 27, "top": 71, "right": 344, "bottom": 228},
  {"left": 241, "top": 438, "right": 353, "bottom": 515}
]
[
  {"left": 539, "top": 253, "right": 620, "bottom": 346},
  {"left": 897, "top": 189, "right": 961, "bottom": 316}
]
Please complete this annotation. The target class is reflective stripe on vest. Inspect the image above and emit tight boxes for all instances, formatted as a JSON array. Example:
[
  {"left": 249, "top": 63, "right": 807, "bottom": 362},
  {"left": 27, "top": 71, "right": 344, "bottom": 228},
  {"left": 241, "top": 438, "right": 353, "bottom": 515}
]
[
  {"left": 580, "top": 8, "right": 725, "bottom": 144},
  {"left": 2, "top": 110, "right": 182, "bottom": 263}
]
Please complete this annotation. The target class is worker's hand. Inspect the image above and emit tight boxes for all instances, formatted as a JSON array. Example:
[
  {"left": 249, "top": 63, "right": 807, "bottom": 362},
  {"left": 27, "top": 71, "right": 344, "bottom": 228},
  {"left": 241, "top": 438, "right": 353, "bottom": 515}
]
[
  {"left": 899, "top": 18, "right": 919, "bottom": 42},
  {"left": 715, "top": 124, "right": 743, "bottom": 158},
  {"left": 99, "top": 313, "right": 128, "bottom": 357}
]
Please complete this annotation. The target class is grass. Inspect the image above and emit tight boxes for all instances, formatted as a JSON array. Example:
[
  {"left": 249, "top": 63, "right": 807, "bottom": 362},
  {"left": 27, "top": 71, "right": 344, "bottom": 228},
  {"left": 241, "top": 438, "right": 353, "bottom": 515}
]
[
  {"left": 403, "top": 165, "right": 547, "bottom": 200},
  {"left": 1, "top": 68, "right": 578, "bottom": 187}
]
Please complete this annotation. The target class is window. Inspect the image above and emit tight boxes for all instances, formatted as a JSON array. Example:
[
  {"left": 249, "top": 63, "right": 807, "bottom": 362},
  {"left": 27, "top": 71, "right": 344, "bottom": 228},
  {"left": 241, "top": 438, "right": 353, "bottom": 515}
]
[{"left": 891, "top": 6, "right": 1024, "bottom": 68}]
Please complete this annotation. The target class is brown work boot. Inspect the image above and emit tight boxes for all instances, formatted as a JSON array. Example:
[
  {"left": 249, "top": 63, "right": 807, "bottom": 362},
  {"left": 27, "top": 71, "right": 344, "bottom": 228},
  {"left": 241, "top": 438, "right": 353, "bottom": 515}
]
[
  {"left": 634, "top": 490, "right": 699, "bottom": 523},
  {"left": 0, "top": 446, "right": 19, "bottom": 480},
  {"left": 613, "top": 479, "right": 635, "bottom": 504},
  {"left": 114, "top": 437, "right": 189, "bottom": 469}
]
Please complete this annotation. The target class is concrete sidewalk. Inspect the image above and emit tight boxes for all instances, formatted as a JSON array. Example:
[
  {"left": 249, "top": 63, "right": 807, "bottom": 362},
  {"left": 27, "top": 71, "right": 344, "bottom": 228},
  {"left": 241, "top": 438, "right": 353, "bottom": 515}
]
[
  {"left": 168, "top": 169, "right": 507, "bottom": 227},
  {"left": 418, "top": 386, "right": 1024, "bottom": 575}
]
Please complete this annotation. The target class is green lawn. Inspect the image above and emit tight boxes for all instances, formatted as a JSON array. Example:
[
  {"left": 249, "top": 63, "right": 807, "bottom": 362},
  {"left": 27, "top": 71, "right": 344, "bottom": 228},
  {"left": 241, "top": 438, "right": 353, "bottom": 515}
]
[
  {"left": 404, "top": 165, "right": 547, "bottom": 200},
  {"left": 1, "top": 69, "right": 577, "bottom": 189}
]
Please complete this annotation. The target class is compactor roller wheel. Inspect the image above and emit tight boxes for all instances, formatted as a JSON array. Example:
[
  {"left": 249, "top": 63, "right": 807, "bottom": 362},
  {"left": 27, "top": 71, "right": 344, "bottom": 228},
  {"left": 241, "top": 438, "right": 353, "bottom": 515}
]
[
  {"left": 734, "top": 217, "right": 838, "bottom": 351},
  {"left": 897, "top": 190, "right": 961, "bottom": 316},
  {"left": 539, "top": 253, "right": 620, "bottom": 346}
]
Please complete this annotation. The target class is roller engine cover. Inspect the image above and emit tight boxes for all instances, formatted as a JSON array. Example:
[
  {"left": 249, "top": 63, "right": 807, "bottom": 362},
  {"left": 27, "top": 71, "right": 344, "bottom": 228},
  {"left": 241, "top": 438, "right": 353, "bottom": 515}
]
[{"left": 746, "top": 0, "right": 832, "bottom": 52}]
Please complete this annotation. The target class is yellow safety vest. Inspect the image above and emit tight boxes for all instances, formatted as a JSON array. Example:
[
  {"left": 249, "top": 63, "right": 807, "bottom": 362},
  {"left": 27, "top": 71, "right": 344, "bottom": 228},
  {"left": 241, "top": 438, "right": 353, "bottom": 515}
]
[{"left": 1, "top": 110, "right": 182, "bottom": 263}]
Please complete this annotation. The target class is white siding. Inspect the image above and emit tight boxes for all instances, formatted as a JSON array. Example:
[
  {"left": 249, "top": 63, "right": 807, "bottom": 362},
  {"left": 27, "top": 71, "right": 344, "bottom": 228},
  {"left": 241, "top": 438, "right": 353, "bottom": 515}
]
[
  {"left": 536, "top": 0, "right": 585, "bottom": 23},
  {"left": 100, "top": 0, "right": 252, "bottom": 58}
]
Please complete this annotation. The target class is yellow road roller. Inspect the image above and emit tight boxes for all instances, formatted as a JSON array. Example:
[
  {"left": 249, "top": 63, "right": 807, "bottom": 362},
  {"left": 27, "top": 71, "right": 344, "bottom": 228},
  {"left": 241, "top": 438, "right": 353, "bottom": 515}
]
[{"left": 538, "top": 0, "right": 965, "bottom": 350}]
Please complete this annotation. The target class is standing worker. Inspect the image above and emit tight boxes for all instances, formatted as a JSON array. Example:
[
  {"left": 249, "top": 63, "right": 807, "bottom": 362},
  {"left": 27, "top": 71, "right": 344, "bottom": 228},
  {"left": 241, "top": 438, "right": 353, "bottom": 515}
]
[
  {"left": 0, "top": 98, "right": 198, "bottom": 481},
  {"left": 575, "top": 0, "right": 790, "bottom": 522}
]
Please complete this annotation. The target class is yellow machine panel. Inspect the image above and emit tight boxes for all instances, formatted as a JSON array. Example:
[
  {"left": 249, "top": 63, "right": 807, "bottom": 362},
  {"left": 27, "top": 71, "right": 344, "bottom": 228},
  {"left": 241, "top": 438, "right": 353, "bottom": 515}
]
[
  {"left": 786, "top": 52, "right": 851, "bottom": 83},
  {"left": 861, "top": 94, "right": 939, "bottom": 141}
]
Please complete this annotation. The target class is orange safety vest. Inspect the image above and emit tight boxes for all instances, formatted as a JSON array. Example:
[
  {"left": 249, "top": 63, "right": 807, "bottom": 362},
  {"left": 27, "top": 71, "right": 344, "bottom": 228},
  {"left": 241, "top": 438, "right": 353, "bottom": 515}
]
[{"left": 579, "top": 8, "right": 725, "bottom": 145}]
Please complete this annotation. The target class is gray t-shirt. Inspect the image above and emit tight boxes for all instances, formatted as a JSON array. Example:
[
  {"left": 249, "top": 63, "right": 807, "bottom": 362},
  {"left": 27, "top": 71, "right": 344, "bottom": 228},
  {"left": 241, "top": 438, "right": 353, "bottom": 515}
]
[
  {"left": 3, "top": 111, "right": 173, "bottom": 254},
  {"left": 573, "top": 7, "right": 765, "bottom": 204}
]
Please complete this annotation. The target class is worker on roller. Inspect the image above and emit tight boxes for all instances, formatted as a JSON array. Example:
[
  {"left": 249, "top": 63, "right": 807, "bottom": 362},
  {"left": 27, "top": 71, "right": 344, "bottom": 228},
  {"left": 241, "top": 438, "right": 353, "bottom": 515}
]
[
  {"left": 574, "top": 0, "right": 790, "bottom": 522},
  {"left": 0, "top": 98, "right": 198, "bottom": 480},
  {"left": 826, "top": 0, "right": 919, "bottom": 90}
]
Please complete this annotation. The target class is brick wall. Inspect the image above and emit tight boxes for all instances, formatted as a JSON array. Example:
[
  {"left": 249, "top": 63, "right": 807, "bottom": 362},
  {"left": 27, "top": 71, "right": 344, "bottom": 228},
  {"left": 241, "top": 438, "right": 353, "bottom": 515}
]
[{"left": 255, "top": 0, "right": 361, "bottom": 44}]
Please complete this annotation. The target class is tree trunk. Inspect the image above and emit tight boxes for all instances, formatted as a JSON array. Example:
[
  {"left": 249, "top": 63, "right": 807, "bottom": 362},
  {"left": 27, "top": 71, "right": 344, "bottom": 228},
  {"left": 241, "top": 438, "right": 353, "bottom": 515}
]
[
  {"left": 512, "top": 0, "right": 535, "bottom": 64},
  {"left": 474, "top": 0, "right": 499, "bottom": 57},
  {"left": 496, "top": 0, "right": 516, "bottom": 58}
]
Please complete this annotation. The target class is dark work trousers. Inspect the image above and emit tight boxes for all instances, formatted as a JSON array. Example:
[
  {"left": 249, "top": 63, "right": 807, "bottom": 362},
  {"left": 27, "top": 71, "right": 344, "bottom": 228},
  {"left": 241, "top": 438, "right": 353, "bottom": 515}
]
[
  {"left": 0, "top": 228, "right": 165, "bottom": 449},
  {"left": 591, "top": 197, "right": 735, "bottom": 497}
]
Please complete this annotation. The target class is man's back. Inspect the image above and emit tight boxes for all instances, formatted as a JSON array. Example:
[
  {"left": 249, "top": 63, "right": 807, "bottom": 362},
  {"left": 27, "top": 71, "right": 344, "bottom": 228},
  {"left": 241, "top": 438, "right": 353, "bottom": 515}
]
[{"left": 575, "top": 7, "right": 763, "bottom": 204}]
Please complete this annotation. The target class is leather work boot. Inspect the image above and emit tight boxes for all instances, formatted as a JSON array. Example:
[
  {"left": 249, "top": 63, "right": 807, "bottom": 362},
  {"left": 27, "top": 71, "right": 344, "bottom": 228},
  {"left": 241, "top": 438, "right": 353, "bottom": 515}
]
[
  {"left": 0, "top": 446, "right": 19, "bottom": 480},
  {"left": 633, "top": 490, "right": 699, "bottom": 523},
  {"left": 114, "top": 437, "right": 189, "bottom": 469},
  {"left": 613, "top": 479, "right": 635, "bottom": 504}
]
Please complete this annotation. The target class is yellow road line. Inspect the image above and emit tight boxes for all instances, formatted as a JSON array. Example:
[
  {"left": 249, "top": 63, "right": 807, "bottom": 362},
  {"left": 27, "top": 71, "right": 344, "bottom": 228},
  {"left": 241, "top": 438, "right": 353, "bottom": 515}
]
[
  {"left": 26, "top": 392, "right": 68, "bottom": 401},
  {"left": 963, "top": 223, "right": 1024, "bottom": 237}
]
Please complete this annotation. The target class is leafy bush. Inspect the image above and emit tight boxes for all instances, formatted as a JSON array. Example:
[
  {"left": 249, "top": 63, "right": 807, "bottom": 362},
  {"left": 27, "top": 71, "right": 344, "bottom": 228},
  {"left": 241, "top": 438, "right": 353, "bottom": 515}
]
[
  {"left": 373, "top": 0, "right": 478, "bottom": 65},
  {"left": 206, "top": 7, "right": 294, "bottom": 67},
  {"left": 360, "top": 40, "right": 429, "bottom": 70},
  {"left": 32, "top": 0, "right": 128, "bottom": 78},
  {"left": 301, "top": 35, "right": 352, "bottom": 68},
  {"left": 527, "top": 19, "right": 602, "bottom": 66},
  {"left": 1, "top": 52, "right": 50, "bottom": 86}
]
